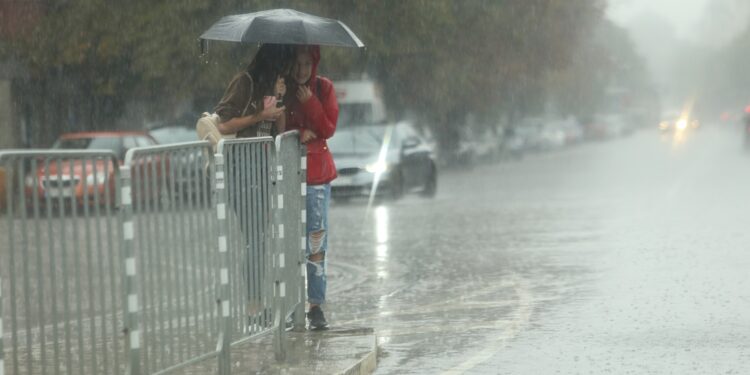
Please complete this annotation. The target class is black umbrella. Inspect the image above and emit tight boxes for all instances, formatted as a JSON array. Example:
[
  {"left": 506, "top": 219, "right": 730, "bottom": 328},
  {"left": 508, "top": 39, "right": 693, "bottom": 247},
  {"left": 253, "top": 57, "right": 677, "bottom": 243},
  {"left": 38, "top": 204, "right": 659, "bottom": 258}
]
[{"left": 200, "top": 8, "right": 364, "bottom": 48}]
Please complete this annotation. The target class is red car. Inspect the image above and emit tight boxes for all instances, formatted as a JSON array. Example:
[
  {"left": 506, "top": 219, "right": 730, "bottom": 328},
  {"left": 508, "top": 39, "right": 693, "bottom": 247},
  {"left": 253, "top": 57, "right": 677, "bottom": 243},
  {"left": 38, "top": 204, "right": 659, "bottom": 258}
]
[{"left": 24, "top": 131, "right": 161, "bottom": 209}]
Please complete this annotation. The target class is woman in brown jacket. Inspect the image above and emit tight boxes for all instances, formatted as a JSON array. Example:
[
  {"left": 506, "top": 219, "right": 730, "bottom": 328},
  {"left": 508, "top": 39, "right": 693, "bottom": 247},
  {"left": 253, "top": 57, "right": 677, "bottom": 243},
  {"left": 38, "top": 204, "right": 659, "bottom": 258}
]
[
  {"left": 215, "top": 44, "right": 293, "bottom": 137},
  {"left": 213, "top": 44, "right": 294, "bottom": 327}
]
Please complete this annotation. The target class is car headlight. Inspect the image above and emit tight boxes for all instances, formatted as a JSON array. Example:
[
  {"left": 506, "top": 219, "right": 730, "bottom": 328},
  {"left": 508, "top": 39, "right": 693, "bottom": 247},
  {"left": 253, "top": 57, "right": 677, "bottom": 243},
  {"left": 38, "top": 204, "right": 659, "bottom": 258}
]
[
  {"left": 676, "top": 119, "right": 688, "bottom": 130},
  {"left": 86, "top": 173, "right": 107, "bottom": 186},
  {"left": 365, "top": 161, "right": 388, "bottom": 174}
]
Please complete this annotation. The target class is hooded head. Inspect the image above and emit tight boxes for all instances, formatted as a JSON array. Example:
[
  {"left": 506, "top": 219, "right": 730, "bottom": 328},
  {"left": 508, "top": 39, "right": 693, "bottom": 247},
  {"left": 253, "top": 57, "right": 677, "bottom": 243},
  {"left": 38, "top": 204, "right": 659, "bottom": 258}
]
[{"left": 290, "top": 45, "right": 321, "bottom": 91}]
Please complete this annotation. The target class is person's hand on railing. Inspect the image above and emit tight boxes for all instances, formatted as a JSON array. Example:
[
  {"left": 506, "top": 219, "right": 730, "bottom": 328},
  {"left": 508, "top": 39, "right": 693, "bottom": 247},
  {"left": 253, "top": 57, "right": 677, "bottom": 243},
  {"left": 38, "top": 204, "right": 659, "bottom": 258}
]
[{"left": 300, "top": 129, "right": 317, "bottom": 144}]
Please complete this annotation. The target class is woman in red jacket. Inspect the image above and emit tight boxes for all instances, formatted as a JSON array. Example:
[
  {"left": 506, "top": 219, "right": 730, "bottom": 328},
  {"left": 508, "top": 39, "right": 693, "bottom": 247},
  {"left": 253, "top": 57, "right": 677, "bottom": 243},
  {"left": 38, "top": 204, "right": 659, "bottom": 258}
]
[{"left": 285, "top": 45, "right": 338, "bottom": 330}]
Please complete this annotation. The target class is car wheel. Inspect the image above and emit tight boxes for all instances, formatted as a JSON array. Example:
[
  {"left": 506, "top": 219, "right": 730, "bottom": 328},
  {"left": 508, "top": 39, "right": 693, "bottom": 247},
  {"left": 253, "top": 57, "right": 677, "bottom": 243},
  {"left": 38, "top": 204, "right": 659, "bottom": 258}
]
[{"left": 420, "top": 164, "right": 437, "bottom": 198}]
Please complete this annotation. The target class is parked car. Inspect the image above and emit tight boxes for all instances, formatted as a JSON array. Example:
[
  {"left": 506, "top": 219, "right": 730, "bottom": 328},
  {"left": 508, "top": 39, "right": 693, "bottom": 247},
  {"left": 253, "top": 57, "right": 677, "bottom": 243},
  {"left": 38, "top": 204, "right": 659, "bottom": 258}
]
[
  {"left": 556, "top": 117, "right": 585, "bottom": 145},
  {"left": 457, "top": 126, "right": 503, "bottom": 165},
  {"left": 328, "top": 122, "right": 437, "bottom": 201},
  {"left": 539, "top": 122, "right": 567, "bottom": 150},
  {"left": 512, "top": 121, "right": 545, "bottom": 154},
  {"left": 586, "top": 113, "right": 630, "bottom": 140},
  {"left": 500, "top": 126, "right": 526, "bottom": 159},
  {"left": 24, "top": 131, "right": 162, "bottom": 208},
  {"left": 53, "top": 131, "right": 158, "bottom": 159}
]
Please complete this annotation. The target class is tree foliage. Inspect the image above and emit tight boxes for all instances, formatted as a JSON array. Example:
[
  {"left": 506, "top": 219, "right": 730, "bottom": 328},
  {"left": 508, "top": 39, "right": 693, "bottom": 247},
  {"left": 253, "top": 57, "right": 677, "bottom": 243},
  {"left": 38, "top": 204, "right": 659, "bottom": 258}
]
[
  {"left": 1, "top": 0, "right": 650, "bottom": 152},
  {"left": 697, "top": 25, "right": 750, "bottom": 115}
]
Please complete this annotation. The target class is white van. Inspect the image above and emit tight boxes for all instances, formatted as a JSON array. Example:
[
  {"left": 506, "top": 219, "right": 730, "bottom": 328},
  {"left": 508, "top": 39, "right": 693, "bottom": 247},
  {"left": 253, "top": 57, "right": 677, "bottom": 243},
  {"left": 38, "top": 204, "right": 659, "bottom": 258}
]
[{"left": 334, "top": 80, "right": 387, "bottom": 126}]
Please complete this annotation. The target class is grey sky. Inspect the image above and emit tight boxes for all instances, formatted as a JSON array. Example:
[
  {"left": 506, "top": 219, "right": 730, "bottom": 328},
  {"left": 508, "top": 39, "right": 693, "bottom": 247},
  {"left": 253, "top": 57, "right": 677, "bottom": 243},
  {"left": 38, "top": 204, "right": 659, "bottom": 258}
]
[
  {"left": 608, "top": 0, "right": 750, "bottom": 46},
  {"left": 607, "top": 0, "right": 750, "bottom": 108},
  {"left": 606, "top": 0, "right": 710, "bottom": 41}
]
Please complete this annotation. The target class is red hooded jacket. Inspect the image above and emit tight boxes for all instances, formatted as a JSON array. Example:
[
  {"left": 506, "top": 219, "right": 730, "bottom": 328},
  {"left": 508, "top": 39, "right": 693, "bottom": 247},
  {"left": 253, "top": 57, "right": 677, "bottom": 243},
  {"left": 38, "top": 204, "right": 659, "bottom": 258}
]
[{"left": 285, "top": 46, "right": 338, "bottom": 185}]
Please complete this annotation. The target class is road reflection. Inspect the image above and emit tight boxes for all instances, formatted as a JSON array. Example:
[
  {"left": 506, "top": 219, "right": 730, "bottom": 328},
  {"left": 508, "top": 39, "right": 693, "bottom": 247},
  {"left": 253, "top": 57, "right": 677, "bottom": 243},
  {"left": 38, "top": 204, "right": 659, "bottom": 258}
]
[
  {"left": 375, "top": 205, "right": 389, "bottom": 244},
  {"left": 374, "top": 205, "right": 389, "bottom": 280},
  {"left": 671, "top": 128, "right": 689, "bottom": 148}
]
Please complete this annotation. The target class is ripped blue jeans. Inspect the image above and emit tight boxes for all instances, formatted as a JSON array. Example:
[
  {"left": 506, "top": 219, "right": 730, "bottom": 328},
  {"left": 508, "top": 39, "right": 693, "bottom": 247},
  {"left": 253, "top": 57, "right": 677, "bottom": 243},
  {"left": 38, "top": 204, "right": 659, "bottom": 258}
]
[{"left": 306, "top": 184, "right": 330, "bottom": 305}]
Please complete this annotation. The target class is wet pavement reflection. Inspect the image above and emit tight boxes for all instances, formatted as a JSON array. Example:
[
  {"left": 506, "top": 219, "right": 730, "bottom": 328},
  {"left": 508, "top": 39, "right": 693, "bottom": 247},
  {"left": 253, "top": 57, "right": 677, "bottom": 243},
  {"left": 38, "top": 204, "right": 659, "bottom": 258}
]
[{"left": 325, "top": 127, "right": 750, "bottom": 374}]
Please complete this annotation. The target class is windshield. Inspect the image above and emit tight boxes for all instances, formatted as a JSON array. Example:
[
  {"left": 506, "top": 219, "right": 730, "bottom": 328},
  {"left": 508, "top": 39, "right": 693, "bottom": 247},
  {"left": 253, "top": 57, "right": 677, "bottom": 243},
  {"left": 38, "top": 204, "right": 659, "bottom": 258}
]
[
  {"left": 149, "top": 127, "right": 196, "bottom": 144},
  {"left": 328, "top": 126, "right": 387, "bottom": 155},
  {"left": 53, "top": 137, "right": 122, "bottom": 153},
  {"left": 338, "top": 103, "right": 374, "bottom": 126}
]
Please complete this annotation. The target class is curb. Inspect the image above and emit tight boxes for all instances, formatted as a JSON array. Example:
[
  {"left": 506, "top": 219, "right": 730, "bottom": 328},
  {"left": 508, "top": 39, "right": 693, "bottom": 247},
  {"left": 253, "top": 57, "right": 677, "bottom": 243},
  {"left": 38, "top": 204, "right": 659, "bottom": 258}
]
[{"left": 337, "top": 335, "right": 378, "bottom": 375}]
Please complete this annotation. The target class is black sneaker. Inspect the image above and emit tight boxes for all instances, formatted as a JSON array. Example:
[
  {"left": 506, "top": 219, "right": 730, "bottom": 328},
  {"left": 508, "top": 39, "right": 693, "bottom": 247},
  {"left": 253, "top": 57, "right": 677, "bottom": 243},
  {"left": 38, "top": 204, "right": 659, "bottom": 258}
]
[{"left": 307, "top": 306, "right": 329, "bottom": 330}]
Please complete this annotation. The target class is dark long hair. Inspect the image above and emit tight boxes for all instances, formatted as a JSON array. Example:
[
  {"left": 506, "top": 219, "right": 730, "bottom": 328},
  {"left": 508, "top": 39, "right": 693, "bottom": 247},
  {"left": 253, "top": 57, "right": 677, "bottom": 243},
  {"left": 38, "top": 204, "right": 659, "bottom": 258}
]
[{"left": 246, "top": 44, "right": 294, "bottom": 101}]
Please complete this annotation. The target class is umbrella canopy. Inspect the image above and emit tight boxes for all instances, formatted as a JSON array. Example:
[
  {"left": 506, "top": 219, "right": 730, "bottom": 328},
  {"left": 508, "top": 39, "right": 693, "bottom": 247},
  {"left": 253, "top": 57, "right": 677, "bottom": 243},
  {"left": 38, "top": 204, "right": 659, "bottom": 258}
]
[{"left": 200, "top": 9, "right": 364, "bottom": 48}]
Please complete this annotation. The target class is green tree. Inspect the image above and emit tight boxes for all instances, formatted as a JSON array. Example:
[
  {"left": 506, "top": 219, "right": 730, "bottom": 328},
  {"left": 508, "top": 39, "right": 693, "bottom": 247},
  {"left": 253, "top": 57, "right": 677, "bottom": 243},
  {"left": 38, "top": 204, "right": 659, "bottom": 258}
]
[{"left": 3, "top": 0, "right": 613, "bottom": 153}]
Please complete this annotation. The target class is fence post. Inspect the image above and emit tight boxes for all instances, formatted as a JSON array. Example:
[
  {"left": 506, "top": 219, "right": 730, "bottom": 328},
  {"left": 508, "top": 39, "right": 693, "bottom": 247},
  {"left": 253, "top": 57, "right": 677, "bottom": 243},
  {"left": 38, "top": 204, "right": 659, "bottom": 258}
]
[
  {"left": 0, "top": 163, "right": 4, "bottom": 375},
  {"left": 273, "top": 154, "right": 288, "bottom": 361},
  {"left": 120, "top": 166, "right": 141, "bottom": 375},
  {"left": 215, "top": 154, "right": 233, "bottom": 375},
  {"left": 1, "top": 278, "right": 4, "bottom": 375},
  {"left": 293, "top": 144, "right": 307, "bottom": 331}
]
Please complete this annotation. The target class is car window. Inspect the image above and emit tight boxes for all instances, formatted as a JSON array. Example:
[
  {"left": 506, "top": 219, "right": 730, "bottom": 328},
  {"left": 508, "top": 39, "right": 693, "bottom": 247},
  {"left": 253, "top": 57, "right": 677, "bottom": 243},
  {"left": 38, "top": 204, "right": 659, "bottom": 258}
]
[
  {"left": 148, "top": 127, "right": 197, "bottom": 144},
  {"left": 123, "top": 137, "right": 138, "bottom": 150},
  {"left": 338, "top": 103, "right": 374, "bottom": 126},
  {"left": 135, "top": 136, "right": 155, "bottom": 147},
  {"left": 399, "top": 124, "right": 420, "bottom": 144}
]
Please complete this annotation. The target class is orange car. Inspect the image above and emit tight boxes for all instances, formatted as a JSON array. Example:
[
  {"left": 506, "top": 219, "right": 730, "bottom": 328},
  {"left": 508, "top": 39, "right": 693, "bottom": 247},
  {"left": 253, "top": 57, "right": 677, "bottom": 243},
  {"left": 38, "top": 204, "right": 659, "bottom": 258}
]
[{"left": 23, "top": 131, "right": 162, "bottom": 209}]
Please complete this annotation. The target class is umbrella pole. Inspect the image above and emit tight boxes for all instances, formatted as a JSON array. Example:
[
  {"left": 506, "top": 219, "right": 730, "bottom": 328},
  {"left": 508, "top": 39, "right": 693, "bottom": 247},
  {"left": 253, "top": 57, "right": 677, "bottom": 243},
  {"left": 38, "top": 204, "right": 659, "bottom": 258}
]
[{"left": 200, "top": 39, "right": 209, "bottom": 55}]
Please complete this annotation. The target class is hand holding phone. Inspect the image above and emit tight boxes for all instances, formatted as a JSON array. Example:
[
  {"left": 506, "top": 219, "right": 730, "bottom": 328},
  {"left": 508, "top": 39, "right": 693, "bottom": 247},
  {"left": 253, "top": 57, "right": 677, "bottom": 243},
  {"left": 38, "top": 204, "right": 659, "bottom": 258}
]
[{"left": 262, "top": 96, "right": 284, "bottom": 121}]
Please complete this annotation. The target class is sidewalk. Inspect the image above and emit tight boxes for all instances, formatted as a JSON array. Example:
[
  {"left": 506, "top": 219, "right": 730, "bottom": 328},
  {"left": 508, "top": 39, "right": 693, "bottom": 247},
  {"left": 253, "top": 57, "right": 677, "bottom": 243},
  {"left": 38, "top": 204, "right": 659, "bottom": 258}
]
[
  {"left": 233, "top": 327, "right": 377, "bottom": 375},
  {"left": 184, "top": 326, "right": 378, "bottom": 374}
]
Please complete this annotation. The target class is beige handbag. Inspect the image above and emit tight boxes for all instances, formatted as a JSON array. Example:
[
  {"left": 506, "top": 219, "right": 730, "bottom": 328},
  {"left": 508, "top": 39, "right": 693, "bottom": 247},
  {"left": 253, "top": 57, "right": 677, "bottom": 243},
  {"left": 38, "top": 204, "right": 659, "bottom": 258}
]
[{"left": 196, "top": 72, "right": 254, "bottom": 151}]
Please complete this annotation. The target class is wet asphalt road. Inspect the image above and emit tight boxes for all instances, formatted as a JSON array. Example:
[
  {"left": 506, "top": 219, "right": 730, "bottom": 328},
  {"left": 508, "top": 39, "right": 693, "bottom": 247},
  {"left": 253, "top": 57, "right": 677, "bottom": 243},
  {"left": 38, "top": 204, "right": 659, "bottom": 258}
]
[{"left": 324, "top": 127, "right": 750, "bottom": 374}]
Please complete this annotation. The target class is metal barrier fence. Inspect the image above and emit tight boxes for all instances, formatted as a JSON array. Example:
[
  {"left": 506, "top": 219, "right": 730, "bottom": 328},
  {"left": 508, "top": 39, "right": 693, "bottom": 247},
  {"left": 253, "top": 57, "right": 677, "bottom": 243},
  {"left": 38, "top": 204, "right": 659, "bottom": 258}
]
[
  {"left": 0, "top": 150, "right": 125, "bottom": 374},
  {"left": 215, "top": 137, "right": 279, "bottom": 349},
  {"left": 273, "top": 132, "right": 307, "bottom": 332},
  {"left": 1, "top": 133, "right": 306, "bottom": 374},
  {"left": 120, "top": 141, "right": 220, "bottom": 374}
]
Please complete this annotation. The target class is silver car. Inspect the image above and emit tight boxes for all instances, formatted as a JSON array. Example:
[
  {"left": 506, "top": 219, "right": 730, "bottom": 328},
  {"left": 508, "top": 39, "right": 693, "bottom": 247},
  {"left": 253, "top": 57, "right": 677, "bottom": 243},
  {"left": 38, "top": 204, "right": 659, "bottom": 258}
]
[{"left": 328, "top": 122, "right": 437, "bottom": 201}]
